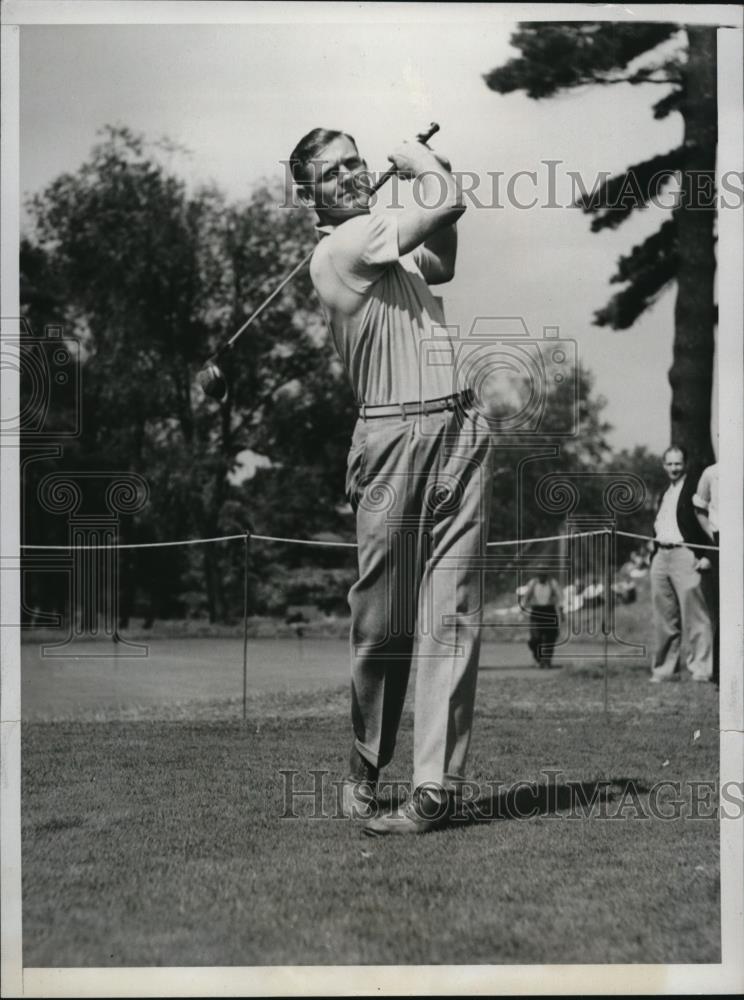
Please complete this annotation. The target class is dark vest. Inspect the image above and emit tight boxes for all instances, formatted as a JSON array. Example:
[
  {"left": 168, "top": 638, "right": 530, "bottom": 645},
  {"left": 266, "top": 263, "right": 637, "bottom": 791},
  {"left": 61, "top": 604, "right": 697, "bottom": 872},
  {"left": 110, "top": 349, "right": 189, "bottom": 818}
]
[{"left": 654, "top": 470, "right": 710, "bottom": 559}]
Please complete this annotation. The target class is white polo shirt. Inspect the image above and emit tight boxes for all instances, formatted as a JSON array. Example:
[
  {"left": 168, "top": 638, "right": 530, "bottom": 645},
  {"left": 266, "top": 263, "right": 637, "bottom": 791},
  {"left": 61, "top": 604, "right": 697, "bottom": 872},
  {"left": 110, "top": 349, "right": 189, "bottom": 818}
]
[{"left": 310, "top": 213, "right": 458, "bottom": 407}]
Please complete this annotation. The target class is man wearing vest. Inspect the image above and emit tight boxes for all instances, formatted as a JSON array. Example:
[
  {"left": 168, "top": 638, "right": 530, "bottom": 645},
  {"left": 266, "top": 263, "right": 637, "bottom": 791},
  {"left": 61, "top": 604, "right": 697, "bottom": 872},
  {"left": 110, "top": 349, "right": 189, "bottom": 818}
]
[
  {"left": 649, "top": 446, "right": 713, "bottom": 683},
  {"left": 289, "top": 127, "right": 494, "bottom": 835}
]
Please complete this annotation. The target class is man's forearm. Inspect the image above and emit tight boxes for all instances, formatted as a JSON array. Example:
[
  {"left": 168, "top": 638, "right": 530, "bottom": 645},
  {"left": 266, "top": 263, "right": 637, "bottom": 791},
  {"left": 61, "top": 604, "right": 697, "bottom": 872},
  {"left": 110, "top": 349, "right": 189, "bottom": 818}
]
[
  {"left": 423, "top": 224, "right": 457, "bottom": 264},
  {"left": 695, "top": 510, "right": 712, "bottom": 540},
  {"left": 417, "top": 160, "right": 462, "bottom": 212},
  {"left": 390, "top": 142, "right": 465, "bottom": 255},
  {"left": 415, "top": 152, "right": 460, "bottom": 276}
]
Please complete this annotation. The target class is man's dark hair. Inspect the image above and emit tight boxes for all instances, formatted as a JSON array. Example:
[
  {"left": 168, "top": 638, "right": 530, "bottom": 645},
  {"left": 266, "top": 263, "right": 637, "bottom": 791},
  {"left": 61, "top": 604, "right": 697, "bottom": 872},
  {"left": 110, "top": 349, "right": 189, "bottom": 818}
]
[
  {"left": 289, "top": 128, "right": 357, "bottom": 186},
  {"left": 663, "top": 444, "right": 688, "bottom": 462}
]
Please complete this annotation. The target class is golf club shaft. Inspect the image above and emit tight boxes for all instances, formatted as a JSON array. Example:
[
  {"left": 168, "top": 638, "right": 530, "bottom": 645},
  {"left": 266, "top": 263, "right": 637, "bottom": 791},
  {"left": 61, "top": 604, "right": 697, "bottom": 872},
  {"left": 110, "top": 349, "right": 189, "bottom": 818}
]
[
  {"left": 217, "top": 252, "right": 313, "bottom": 357},
  {"left": 214, "top": 122, "right": 440, "bottom": 359},
  {"left": 369, "top": 121, "right": 440, "bottom": 193}
]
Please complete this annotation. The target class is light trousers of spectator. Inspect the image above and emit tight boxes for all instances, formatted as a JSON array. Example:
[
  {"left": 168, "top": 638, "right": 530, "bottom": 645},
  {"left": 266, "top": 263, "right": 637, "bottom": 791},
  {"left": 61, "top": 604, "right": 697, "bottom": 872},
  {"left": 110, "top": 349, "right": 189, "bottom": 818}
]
[
  {"left": 700, "top": 533, "right": 719, "bottom": 685},
  {"left": 650, "top": 546, "right": 713, "bottom": 679},
  {"left": 345, "top": 408, "right": 493, "bottom": 791}
]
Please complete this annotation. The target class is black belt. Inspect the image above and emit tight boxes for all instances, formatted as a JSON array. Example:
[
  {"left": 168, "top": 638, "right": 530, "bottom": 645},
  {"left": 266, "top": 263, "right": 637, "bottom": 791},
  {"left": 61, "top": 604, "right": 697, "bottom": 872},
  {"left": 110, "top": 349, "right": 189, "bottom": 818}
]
[
  {"left": 359, "top": 389, "right": 474, "bottom": 421},
  {"left": 657, "top": 542, "right": 683, "bottom": 549}
]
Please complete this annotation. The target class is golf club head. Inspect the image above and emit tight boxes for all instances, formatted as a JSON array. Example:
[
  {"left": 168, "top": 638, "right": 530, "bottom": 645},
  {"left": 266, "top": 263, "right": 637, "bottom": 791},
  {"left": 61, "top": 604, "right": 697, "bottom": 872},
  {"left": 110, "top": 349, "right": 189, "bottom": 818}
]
[{"left": 198, "top": 361, "right": 229, "bottom": 404}]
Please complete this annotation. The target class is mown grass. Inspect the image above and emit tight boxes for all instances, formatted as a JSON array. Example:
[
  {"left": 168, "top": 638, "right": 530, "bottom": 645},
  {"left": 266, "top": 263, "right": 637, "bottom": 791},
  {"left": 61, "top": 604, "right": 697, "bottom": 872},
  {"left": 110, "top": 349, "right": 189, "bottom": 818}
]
[{"left": 22, "top": 663, "right": 720, "bottom": 967}]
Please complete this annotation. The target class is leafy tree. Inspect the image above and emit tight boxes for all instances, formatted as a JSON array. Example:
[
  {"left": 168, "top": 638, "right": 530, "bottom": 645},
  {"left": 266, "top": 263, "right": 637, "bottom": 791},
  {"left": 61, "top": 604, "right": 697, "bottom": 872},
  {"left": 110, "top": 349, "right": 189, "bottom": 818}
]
[
  {"left": 481, "top": 366, "right": 608, "bottom": 592},
  {"left": 22, "top": 124, "right": 673, "bottom": 626},
  {"left": 22, "top": 127, "right": 347, "bottom": 622},
  {"left": 604, "top": 443, "right": 667, "bottom": 562},
  {"left": 485, "top": 23, "right": 717, "bottom": 466}
]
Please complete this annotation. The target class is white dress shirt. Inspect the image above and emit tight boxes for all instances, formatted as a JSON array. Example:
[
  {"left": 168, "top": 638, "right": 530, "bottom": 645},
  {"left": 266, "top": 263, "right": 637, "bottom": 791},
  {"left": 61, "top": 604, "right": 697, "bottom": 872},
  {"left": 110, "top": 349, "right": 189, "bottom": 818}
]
[{"left": 654, "top": 477, "right": 685, "bottom": 544}]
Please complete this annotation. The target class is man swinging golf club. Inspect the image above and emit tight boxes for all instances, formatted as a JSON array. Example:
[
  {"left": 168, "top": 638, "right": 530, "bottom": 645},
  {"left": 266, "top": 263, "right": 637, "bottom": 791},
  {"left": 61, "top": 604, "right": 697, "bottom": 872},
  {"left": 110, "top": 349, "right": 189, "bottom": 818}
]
[{"left": 290, "top": 126, "right": 494, "bottom": 835}]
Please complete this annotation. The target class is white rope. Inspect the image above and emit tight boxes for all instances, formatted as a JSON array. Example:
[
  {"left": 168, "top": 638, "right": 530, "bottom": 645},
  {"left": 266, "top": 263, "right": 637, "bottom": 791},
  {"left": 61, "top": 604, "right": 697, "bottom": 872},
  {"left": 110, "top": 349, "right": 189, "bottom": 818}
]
[
  {"left": 615, "top": 529, "right": 719, "bottom": 552},
  {"left": 486, "top": 529, "right": 599, "bottom": 547},
  {"left": 251, "top": 533, "right": 356, "bottom": 548},
  {"left": 23, "top": 527, "right": 718, "bottom": 552},
  {"left": 21, "top": 534, "right": 248, "bottom": 551},
  {"left": 21, "top": 527, "right": 613, "bottom": 551},
  {"left": 20, "top": 533, "right": 355, "bottom": 551}
]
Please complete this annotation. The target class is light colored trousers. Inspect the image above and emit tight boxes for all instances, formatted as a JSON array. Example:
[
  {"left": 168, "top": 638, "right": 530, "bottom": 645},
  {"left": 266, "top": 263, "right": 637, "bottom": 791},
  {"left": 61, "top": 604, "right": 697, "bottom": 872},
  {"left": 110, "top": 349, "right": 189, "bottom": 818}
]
[
  {"left": 345, "top": 408, "right": 494, "bottom": 791},
  {"left": 650, "top": 546, "right": 713, "bottom": 679}
]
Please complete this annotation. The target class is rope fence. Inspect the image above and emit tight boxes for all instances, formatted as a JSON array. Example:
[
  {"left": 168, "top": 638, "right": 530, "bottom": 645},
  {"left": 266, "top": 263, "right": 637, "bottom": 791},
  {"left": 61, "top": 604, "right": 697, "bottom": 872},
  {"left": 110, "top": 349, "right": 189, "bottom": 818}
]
[
  {"left": 615, "top": 529, "right": 719, "bottom": 552},
  {"left": 18, "top": 525, "right": 718, "bottom": 720},
  {"left": 17, "top": 528, "right": 722, "bottom": 552}
]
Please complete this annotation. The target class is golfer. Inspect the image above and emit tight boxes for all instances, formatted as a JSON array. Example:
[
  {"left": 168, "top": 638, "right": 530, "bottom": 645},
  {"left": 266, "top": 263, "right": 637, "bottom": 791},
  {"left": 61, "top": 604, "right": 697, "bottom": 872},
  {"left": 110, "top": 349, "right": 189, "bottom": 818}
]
[{"left": 289, "top": 127, "right": 494, "bottom": 835}]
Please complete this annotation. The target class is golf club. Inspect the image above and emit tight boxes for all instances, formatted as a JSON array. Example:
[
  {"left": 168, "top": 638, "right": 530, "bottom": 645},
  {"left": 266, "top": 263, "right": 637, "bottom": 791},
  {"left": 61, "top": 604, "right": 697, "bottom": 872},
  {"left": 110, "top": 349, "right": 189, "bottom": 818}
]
[{"left": 197, "top": 122, "right": 441, "bottom": 403}]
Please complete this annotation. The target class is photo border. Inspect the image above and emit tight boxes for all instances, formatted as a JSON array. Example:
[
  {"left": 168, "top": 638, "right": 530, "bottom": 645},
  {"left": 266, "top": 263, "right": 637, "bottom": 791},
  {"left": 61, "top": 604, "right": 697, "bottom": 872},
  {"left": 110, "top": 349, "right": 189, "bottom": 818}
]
[{"left": 1, "top": 2, "right": 742, "bottom": 996}]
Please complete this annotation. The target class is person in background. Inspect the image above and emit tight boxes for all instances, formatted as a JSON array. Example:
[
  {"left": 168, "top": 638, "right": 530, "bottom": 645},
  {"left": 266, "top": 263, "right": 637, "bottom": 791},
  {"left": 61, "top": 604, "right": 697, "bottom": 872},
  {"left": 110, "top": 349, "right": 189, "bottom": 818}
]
[
  {"left": 693, "top": 462, "right": 719, "bottom": 688},
  {"left": 649, "top": 446, "right": 713, "bottom": 683},
  {"left": 521, "top": 573, "right": 563, "bottom": 669}
]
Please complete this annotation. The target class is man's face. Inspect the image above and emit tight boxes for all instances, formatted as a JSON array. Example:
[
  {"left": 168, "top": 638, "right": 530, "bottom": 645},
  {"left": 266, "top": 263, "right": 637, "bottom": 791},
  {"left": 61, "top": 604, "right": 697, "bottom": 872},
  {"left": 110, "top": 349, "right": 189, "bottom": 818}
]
[
  {"left": 663, "top": 449, "right": 686, "bottom": 483},
  {"left": 302, "top": 135, "right": 371, "bottom": 221}
]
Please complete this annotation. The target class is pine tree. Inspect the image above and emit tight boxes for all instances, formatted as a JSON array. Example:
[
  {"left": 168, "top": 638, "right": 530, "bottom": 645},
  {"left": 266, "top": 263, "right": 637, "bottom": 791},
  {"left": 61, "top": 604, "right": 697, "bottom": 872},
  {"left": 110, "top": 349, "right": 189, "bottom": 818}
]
[{"left": 485, "top": 23, "right": 717, "bottom": 465}]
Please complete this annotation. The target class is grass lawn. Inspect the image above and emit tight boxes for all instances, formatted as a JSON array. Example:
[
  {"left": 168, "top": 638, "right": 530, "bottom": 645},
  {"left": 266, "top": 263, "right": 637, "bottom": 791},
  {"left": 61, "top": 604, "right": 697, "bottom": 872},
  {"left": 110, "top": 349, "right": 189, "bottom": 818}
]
[{"left": 22, "top": 659, "right": 720, "bottom": 967}]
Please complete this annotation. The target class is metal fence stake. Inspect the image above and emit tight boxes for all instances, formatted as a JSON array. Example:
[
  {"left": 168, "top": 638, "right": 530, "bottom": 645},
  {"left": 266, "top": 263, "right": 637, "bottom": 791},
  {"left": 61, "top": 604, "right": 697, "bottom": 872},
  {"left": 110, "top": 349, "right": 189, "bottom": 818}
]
[
  {"left": 602, "top": 528, "right": 613, "bottom": 719},
  {"left": 242, "top": 530, "right": 251, "bottom": 721}
]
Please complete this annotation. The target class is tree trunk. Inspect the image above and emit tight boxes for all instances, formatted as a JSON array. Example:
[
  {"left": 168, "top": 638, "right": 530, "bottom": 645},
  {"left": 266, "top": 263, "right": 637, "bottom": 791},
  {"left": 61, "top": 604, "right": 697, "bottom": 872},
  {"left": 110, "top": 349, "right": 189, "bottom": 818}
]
[{"left": 669, "top": 26, "right": 717, "bottom": 468}]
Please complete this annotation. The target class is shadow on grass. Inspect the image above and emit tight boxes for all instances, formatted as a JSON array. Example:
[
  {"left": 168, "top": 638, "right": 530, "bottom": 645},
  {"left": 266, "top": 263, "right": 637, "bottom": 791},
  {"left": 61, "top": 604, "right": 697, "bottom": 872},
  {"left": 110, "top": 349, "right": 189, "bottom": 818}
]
[
  {"left": 369, "top": 777, "right": 652, "bottom": 828},
  {"left": 455, "top": 777, "right": 651, "bottom": 825}
]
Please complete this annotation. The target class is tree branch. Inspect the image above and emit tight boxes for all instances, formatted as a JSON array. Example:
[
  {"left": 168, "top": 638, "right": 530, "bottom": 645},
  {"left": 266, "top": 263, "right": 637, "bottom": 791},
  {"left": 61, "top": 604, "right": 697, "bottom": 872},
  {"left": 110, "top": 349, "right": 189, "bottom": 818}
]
[
  {"left": 574, "top": 147, "right": 684, "bottom": 231},
  {"left": 594, "top": 75, "right": 678, "bottom": 85}
]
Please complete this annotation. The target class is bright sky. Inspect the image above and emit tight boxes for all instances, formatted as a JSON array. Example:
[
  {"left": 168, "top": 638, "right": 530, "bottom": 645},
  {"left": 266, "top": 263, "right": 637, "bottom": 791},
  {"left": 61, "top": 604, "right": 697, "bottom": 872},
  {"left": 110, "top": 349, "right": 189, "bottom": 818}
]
[{"left": 18, "top": 16, "right": 717, "bottom": 454}]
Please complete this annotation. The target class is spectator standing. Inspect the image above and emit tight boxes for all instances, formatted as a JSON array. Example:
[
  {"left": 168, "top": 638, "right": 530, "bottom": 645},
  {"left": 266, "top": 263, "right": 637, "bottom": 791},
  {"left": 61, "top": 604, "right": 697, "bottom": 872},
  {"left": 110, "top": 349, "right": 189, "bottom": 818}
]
[
  {"left": 522, "top": 573, "right": 563, "bottom": 669},
  {"left": 649, "top": 447, "right": 713, "bottom": 683}
]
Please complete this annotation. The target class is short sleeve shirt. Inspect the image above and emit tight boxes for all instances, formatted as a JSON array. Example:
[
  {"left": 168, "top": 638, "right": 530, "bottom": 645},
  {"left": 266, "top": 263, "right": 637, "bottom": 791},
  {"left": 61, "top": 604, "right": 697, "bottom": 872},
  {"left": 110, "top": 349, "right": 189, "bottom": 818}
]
[
  {"left": 693, "top": 463, "right": 718, "bottom": 534},
  {"left": 309, "top": 213, "right": 458, "bottom": 406}
]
